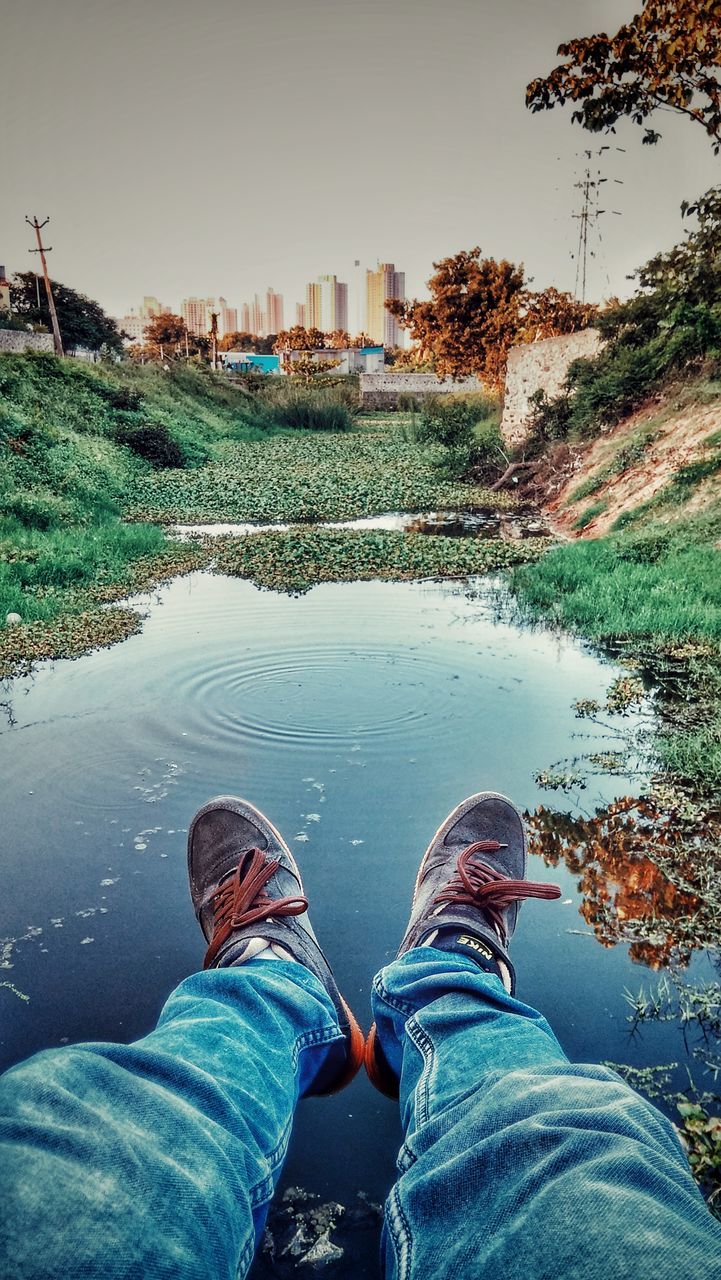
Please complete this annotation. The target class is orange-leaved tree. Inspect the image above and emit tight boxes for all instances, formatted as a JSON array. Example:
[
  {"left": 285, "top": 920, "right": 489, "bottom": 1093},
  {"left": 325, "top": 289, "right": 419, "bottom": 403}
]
[
  {"left": 273, "top": 326, "right": 326, "bottom": 352},
  {"left": 526, "top": 0, "right": 721, "bottom": 153},
  {"left": 389, "top": 250, "right": 597, "bottom": 391}
]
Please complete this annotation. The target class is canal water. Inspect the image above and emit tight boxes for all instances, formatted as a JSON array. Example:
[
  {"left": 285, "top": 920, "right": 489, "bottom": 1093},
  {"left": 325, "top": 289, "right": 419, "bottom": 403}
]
[{"left": 0, "top": 571, "right": 706, "bottom": 1273}]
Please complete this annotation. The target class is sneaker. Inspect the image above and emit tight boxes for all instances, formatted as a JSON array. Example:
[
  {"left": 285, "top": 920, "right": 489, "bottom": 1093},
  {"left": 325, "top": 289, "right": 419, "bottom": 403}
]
[
  {"left": 188, "top": 795, "right": 365, "bottom": 1095},
  {"left": 365, "top": 791, "right": 561, "bottom": 1097}
]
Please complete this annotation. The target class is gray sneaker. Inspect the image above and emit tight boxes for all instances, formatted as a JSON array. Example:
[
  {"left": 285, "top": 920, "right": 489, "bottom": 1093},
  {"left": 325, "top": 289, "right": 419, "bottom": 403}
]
[
  {"left": 188, "top": 795, "right": 365, "bottom": 1095},
  {"left": 365, "top": 791, "right": 561, "bottom": 1097}
]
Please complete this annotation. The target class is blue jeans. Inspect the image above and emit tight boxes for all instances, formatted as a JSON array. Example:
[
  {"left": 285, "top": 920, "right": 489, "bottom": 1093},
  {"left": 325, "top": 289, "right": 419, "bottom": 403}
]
[{"left": 1, "top": 950, "right": 719, "bottom": 1279}]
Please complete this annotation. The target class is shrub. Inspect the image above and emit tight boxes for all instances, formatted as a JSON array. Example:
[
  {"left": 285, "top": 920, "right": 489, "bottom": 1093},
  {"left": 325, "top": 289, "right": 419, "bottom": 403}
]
[
  {"left": 269, "top": 392, "right": 354, "bottom": 432},
  {"left": 115, "top": 422, "right": 186, "bottom": 468},
  {"left": 417, "top": 395, "right": 495, "bottom": 449},
  {"left": 526, "top": 389, "right": 573, "bottom": 445},
  {"left": 0, "top": 489, "right": 72, "bottom": 530}
]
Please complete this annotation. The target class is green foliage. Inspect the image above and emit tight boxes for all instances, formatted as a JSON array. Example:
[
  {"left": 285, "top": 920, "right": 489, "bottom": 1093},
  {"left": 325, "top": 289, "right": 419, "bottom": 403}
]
[
  {"left": 125, "top": 433, "right": 511, "bottom": 524},
  {"left": 513, "top": 514, "right": 721, "bottom": 796},
  {"left": 417, "top": 394, "right": 496, "bottom": 450},
  {"left": 10, "top": 272, "right": 123, "bottom": 353},
  {"left": 526, "top": 188, "right": 721, "bottom": 442},
  {"left": 212, "top": 527, "right": 548, "bottom": 595},
  {"left": 113, "top": 422, "right": 204, "bottom": 469},
  {"left": 268, "top": 391, "right": 354, "bottom": 432}
]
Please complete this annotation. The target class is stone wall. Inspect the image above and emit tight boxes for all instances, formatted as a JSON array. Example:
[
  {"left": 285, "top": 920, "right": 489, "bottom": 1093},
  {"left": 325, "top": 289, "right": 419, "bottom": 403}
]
[
  {"left": 0, "top": 330, "right": 54, "bottom": 354},
  {"left": 501, "top": 329, "right": 603, "bottom": 447},
  {"left": 359, "top": 372, "right": 483, "bottom": 410}
]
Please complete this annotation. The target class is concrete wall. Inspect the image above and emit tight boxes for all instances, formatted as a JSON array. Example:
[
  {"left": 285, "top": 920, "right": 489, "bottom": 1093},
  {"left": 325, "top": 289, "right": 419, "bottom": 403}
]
[
  {"left": 501, "top": 329, "right": 603, "bottom": 447},
  {"left": 360, "top": 372, "right": 483, "bottom": 410},
  {"left": 0, "top": 330, "right": 54, "bottom": 354}
]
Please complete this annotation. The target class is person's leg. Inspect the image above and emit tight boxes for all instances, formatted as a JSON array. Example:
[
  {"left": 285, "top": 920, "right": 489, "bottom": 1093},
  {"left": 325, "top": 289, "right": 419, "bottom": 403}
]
[
  {"left": 0, "top": 796, "right": 364, "bottom": 1280},
  {"left": 367, "top": 792, "right": 721, "bottom": 1280}
]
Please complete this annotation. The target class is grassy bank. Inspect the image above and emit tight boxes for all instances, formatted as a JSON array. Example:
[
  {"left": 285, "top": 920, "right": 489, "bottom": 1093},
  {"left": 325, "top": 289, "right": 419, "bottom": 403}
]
[{"left": 0, "top": 352, "right": 517, "bottom": 676}]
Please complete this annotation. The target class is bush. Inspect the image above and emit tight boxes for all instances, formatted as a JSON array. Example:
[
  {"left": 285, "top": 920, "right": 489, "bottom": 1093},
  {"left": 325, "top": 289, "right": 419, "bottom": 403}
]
[
  {"left": 0, "top": 489, "right": 72, "bottom": 530},
  {"left": 417, "top": 395, "right": 495, "bottom": 449},
  {"left": 527, "top": 389, "right": 573, "bottom": 445},
  {"left": 269, "top": 392, "right": 354, "bottom": 432},
  {"left": 115, "top": 422, "right": 186, "bottom": 468}
]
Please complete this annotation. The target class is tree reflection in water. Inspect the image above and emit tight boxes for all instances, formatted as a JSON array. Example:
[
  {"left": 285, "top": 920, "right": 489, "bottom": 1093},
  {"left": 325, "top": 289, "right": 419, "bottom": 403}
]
[{"left": 526, "top": 796, "right": 720, "bottom": 969}]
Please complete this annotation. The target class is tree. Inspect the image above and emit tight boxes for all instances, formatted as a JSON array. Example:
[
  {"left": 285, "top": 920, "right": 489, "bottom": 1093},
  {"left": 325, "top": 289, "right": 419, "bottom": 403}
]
[
  {"left": 218, "top": 330, "right": 255, "bottom": 352},
  {"left": 518, "top": 287, "right": 599, "bottom": 344},
  {"left": 144, "top": 313, "right": 187, "bottom": 347},
  {"left": 282, "top": 352, "right": 342, "bottom": 383},
  {"left": 526, "top": 0, "right": 721, "bottom": 153},
  {"left": 273, "top": 326, "right": 326, "bottom": 352},
  {"left": 326, "top": 329, "right": 351, "bottom": 348},
  {"left": 10, "top": 272, "right": 123, "bottom": 352},
  {"left": 389, "top": 249, "right": 597, "bottom": 391}
]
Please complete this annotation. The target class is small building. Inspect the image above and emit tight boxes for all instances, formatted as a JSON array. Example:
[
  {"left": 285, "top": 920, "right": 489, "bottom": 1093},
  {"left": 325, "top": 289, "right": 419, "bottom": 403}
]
[
  {"left": 283, "top": 346, "right": 385, "bottom": 375},
  {"left": 0, "top": 265, "right": 11, "bottom": 315},
  {"left": 222, "top": 351, "right": 281, "bottom": 375}
]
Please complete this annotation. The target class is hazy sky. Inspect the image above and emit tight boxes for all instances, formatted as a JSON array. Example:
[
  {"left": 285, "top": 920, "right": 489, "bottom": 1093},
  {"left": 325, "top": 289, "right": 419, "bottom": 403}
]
[{"left": 2, "top": 0, "right": 718, "bottom": 322}]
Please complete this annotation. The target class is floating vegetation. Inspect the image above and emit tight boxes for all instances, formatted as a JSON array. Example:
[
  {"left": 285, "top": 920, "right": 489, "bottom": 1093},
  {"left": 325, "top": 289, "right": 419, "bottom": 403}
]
[
  {"left": 0, "top": 542, "right": 208, "bottom": 679},
  {"left": 124, "top": 434, "right": 514, "bottom": 525},
  {"left": 212, "top": 527, "right": 550, "bottom": 595}
]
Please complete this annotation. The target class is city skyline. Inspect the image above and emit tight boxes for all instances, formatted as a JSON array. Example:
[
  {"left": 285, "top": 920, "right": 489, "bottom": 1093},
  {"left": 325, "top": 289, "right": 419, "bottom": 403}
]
[
  {"left": 3, "top": 1, "right": 716, "bottom": 331},
  {"left": 113, "top": 260, "right": 407, "bottom": 342}
]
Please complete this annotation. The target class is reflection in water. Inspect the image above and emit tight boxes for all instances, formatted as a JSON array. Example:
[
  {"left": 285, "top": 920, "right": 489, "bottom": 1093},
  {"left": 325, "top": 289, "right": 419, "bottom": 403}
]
[{"left": 527, "top": 797, "right": 703, "bottom": 968}]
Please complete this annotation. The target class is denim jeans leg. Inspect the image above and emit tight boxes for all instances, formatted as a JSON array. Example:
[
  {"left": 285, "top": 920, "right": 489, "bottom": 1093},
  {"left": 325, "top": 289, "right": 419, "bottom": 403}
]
[
  {"left": 0, "top": 961, "right": 345, "bottom": 1280},
  {"left": 372, "top": 947, "right": 721, "bottom": 1280}
]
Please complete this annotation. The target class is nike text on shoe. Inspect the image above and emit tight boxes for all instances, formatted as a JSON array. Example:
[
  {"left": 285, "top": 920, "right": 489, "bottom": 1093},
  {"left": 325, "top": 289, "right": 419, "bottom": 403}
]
[
  {"left": 188, "top": 795, "right": 365, "bottom": 1095},
  {"left": 365, "top": 791, "right": 561, "bottom": 1098}
]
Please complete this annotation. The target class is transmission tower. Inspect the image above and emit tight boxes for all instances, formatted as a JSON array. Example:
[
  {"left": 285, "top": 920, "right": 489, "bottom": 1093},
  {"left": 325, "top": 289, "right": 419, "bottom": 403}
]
[{"left": 571, "top": 147, "right": 625, "bottom": 303}]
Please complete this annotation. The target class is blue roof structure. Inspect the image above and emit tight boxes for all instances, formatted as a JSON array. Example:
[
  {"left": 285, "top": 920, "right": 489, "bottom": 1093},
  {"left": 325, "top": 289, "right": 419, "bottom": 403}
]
[{"left": 223, "top": 352, "right": 280, "bottom": 374}]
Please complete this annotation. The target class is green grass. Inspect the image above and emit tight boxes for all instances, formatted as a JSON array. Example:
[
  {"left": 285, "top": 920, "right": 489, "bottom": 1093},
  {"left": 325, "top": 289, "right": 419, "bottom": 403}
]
[
  {"left": 512, "top": 514, "right": 721, "bottom": 796},
  {"left": 572, "top": 500, "right": 608, "bottom": 531},
  {"left": 565, "top": 428, "right": 659, "bottom": 508},
  {"left": 124, "top": 434, "right": 513, "bottom": 524}
]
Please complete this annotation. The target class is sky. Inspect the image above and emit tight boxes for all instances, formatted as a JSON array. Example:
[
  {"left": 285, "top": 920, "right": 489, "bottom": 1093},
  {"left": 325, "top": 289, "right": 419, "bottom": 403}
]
[{"left": 2, "top": 0, "right": 718, "bottom": 324}]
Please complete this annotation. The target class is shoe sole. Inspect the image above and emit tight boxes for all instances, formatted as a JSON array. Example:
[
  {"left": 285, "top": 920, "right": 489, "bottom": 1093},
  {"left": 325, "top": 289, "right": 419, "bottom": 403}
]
[
  {"left": 366, "top": 791, "right": 525, "bottom": 1101},
  {"left": 188, "top": 794, "right": 366, "bottom": 1095}
]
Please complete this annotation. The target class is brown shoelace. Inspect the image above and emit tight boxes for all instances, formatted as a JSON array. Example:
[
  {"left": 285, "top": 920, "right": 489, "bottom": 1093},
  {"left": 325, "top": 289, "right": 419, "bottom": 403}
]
[
  {"left": 204, "top": 847, "right": 308, "bottom": 969},
  {"left": 434, "top": 840, "right": 562, "bottom": 942}
]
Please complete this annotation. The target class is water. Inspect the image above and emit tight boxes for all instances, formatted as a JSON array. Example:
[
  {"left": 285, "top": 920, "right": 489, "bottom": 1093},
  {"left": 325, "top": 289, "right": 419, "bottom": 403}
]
[
  {"left": 171, "top": 507, "right": 551, "bottom": 542},
  {"left": 0, "top": 572, "right": 705, "bottom": 1272}
]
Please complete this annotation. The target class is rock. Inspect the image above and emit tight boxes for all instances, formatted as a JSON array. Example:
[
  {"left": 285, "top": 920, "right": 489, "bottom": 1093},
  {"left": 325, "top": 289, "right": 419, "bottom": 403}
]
[
  {"left": 300, "top": 1229, "right": 344, "bottom": 1267},
  {"left": 5, "top": 613, "right": 21, "bottom": 626}
]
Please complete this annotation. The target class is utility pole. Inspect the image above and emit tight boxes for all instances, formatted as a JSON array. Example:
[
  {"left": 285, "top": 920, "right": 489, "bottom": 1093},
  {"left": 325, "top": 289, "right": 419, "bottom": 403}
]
[
  {"left": 209, "top": 311, "right": 219, "bottom": 370},
  {"left": 26, "top": 216, "right": 63, "bottom": 355}
]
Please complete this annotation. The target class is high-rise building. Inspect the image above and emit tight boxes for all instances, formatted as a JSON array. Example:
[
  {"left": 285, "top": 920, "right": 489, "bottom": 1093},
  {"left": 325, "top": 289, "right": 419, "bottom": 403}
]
[
  {"left": 181, "top": 297, "right": 210, "bottom": 337},
  {"left": 295, "top": 302, "right": 306, "bottom": 327},
  {"left": 240, "top": 303, "right": 251, "bottom": 333},
  {"left": 366, "top": 263, "right": 405, "bottom": 347},
  {"left": 218, "top": 297, "right": 238, "bottom": 337},
  {"left": 305, "top": 282, "right": 322, "bottom": 330},
  {"left": 117, "top": 295, "right": 171, "bottom": 343},
  {"left": 335, "top": 281, "right": 348, "bottom": 334},
  {"left": 304, "top": 274, "right": 349, "bottom": 334},
  {"left": 265, "top": 288, "right": 284, "bottom": 335},
  {"left": 250, "top": 294, "right": 264, "bottom": 336}
]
